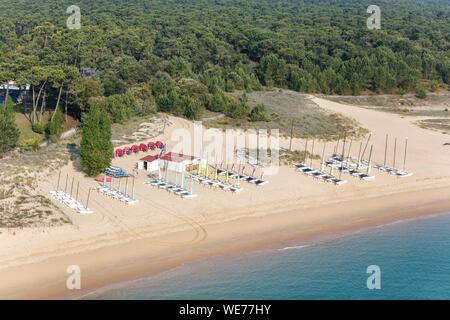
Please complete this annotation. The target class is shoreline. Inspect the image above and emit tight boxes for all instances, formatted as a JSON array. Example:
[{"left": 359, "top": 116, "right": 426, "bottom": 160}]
[
  {"left": 2, "top": 182, "right": 450, "bottom": 300},
  {"left": 83, "top": 208, "right": 450, "bottom": 300}
]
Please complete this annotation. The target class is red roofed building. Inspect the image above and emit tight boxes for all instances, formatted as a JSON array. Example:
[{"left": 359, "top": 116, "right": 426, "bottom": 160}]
[
  {"left": 138, "top": 152, "right": 200, "bottom": 173},
  {"left": 141, "top": 155, "right": 160, "bottom": 162},
  {"left": 138, "top": 155, "right": 160, "bottom": 172},
  {"left": 160, "top": 152, "right": 197, "bottom": 162},
  {"left": 160, "top": 152, "right": 200, "bottom": 173}
]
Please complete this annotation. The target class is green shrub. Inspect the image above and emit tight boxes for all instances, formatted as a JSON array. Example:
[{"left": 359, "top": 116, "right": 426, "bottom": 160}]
[
  {"left": 415, "top": 86, "right": 427, "bottom": 99},
  {"left": 249, "top": 103, "right": 268, "bottom": 122},
  {"left": 0, "top": 98, "right": 20, "bottom": 153},
  {"left": 430, "top": 80, "right": 439, "bottom": 92},
  {"left": 208, "top": 92, "right": 227, "bottom": 113},
  {"left": 106, "top": 93, "right": 137, "bottom": 123},
  {"left": 45, "top": 108, "right": 65, "bottom": 141},
  {"left": 225, "top": 97, "right": 249, "bottom": 119},
  {"left": 32, "top": 123, "right": 45, "bottom": 134},
  {"left": 20, "top": 138, "right": 40, "bottom": 151},
  {"left": 182, "top": 97, "right": 203, "bottom": 120}
]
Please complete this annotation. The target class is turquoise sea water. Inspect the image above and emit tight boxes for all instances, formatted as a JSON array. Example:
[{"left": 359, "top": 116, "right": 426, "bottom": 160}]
[{"left": 88, "top": 212, "right": 450, "bottom": 300}]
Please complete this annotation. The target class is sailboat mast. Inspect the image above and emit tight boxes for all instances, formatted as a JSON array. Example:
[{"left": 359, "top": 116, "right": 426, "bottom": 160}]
[
  {"left": 257, "top": 130, "right": 260, "bottom": 165},
  {"left": 341, "top": 134, "right": 347, "bottom": 160},
  {"left": 361, "top": 133, "right": 372, "bottom": 161},
  {"left": 393, "top": 137, "right": 397, "bottom": 169},
  {"left": 86, "top": 188, "right": 91, "bottom": 209},
  {"left": 57, "top": 170, "right": 61, "bottom": 191},
  {"left": 321, "top": 142, "right": 326, "bottom": 172},
  {"left": 304, "top": 139, "right": 308, "bottom": 165},
  {"left": 334, "top": 139, "right": 340, "bottom": 156},
  {"left": 339, "top": 134, "right": 347, "bottom": 179},
  {"left": 289, "top": 119, "right": 294, "bottom": 151},
  {"left": 347, "top": 139, "right": 353, "bottom": 162},
  {"left": 403, "top": 137, "right": 409, "bottom": 172},
  {"left": 310, "top": 140, "right": 315, "bottom": 168},
  {"left": 64, "top": 173, "right": 69, "bottom": 193},
  {"left": 367, "top": 145, "right": 373, "bottom": 175},
  {"left": 357, "top": 141, "right": 363, "bottom": 169},
  {"left": 384, "top": 134, "right": 389, "bottom": 167}
]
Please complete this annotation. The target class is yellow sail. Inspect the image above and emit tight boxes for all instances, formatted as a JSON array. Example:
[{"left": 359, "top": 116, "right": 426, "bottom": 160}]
[
  {"left": 205, "top": 165, "right": 210, "bottom": 178},
  {"left": 214, "top": 167, "right": 218, "bottom": 180},
  {"left": 197, "top": 163, "right": 202, "bottom": 175},
  {"left": 225, "top": 171, "right": 229, "bottom": 183}
]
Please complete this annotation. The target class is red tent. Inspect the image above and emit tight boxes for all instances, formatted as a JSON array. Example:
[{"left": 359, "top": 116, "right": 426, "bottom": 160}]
[
  {"left": 139, "top": 143, "right": 148, "bottom": 152},
  {"left": 148, "top": 142, "right": 156, "bottom": 150},
  {"left": 115, "top": 142, "right": 162, "bottom": 158},
  {"left": 115, "top": 149, "right": 124, "bottom": 158}
]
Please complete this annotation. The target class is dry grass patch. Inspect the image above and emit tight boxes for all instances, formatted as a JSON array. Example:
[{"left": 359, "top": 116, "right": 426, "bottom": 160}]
[
  {"left": 205, "top": 90, "right": 368, "bottom": 140},
  {"left": 0, "top": 144, "right": 72, "bottom": 229}
]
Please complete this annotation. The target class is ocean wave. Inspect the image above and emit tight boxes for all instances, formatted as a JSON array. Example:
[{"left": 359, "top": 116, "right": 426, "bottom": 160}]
[{"left": 277, "top": 245, "right": 309, "bottom": 251}]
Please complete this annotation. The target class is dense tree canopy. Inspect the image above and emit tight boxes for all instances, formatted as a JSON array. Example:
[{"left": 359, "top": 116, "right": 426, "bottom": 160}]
[{"left": 0, "top": 0, "right": 448, "bottom": 124}]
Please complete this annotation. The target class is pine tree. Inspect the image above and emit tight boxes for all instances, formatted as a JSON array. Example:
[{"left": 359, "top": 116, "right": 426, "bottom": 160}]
[
  {"left": 209, "top": 92, "right": 227, "bottom": 112},
  {"left": 45, "top": 107, "right": 65, "bottom": 142},
  {"left": 80, "top": 104, "right": 113, "bottom": 176},
  {"left": 0, "top": 96, "right": 20, "bottom": 153},
  {"left": 249, "top": 103, "right": 268, "bottom": 122},
  {"left": 182, "top": 98, "right": 203, "bottom": 120}
]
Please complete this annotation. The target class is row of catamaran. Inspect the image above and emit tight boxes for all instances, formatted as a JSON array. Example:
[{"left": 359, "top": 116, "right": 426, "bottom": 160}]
[
  {"left": 97, "top": 175, "right": 139, "bottom": 204},
  {"left": 374, "top": 135, "right": 413, "bottom": 178},
  {"left": 143, "top": 157, "right": 268, "bottom": 198},
  {"left": 145, "top": 161, "right": 197, "bottom": 198},
  {"left": 49, "top": 191, "right": 94, "bottom": 214},
  {"left": 190, "top": 160, "right": 269, "bottom": 192},
  {"left": 145, "top": 173, "right": 198, "bottom": 199},
  {"left": 294, "top": 134, "right": 413, "bottom": 185},
  {"left": 51, "top": 172, "right": 94, "bottom": 214}
]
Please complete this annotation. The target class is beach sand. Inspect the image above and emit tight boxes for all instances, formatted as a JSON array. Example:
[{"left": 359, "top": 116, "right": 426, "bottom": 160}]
[{"left": 1, "top": 95, "right": 450, "bottom": 299}]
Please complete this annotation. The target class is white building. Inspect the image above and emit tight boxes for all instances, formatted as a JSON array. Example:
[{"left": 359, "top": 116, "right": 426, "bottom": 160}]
[
  {"left": 138, "top": 155, "right": 160, "bottom": 172},
  {"left": 138, "top": 152, "right": 200, "bottom": 173}
]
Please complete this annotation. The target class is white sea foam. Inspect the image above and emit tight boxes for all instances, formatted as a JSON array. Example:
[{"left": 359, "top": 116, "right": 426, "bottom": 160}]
[{"left": 277, "top": 245, "right": 309, "bottom": 251}]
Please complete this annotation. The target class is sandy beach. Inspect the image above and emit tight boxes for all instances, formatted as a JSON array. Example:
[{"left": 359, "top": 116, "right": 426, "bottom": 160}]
[{"left": 1, "top": 95, "right": 450, "bottom": 299}]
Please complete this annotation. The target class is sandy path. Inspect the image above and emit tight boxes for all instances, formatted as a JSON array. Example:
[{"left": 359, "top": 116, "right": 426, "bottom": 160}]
[{"left": 312, "top": 97, "right": 450, "bottom": 175}]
